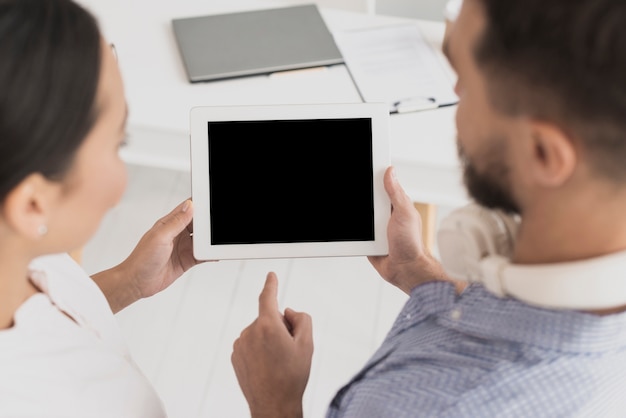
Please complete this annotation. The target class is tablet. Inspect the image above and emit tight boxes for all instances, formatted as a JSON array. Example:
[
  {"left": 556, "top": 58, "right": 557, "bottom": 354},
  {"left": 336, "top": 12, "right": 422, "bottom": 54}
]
[{"left": 190, "top": 103, "right": 390, "bottom": 260}]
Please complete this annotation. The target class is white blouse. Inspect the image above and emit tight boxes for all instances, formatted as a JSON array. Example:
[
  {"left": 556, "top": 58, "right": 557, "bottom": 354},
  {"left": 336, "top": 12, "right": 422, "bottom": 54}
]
[{"left": 0, "top": 253, "right": 166, "bottom": 417}]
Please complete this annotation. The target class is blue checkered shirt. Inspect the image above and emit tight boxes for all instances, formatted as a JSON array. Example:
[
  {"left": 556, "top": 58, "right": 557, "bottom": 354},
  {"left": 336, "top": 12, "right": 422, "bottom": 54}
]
[{"left": 326, "top": 282, "right": 626, "bottom": 417}]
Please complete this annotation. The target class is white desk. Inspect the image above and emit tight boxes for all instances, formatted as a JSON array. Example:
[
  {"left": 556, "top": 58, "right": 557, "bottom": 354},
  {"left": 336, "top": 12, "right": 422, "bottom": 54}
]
[{"left": 77, "top": 0, "right": 468, "bottom": 207}]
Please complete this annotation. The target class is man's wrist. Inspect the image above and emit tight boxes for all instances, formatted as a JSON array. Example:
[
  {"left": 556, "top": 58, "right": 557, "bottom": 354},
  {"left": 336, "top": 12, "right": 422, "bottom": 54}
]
[
  {"left": 403, "top": 253, "right": 453, "bottom": 294},
  {"left": 250, "top": 401, "right": 303, "bottom": 418},
  {"left": 251, "top": 412, "right": 302, "bottom": 418}
]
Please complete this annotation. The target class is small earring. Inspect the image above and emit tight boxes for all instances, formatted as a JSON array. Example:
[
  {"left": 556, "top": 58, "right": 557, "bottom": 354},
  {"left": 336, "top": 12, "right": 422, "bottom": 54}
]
[{"left": 38, "top": 225, "right": 48, "bottom": 236}]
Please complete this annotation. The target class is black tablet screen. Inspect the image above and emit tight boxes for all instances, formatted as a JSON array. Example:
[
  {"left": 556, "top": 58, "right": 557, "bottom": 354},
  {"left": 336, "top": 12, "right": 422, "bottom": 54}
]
[{"left": 207, "top": 118, "right": 374, "bottom": 245}]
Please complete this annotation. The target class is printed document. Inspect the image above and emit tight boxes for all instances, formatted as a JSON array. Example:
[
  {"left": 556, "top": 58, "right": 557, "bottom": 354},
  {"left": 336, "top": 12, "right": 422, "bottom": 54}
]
[{"left": 333, "top": 24, "right": 458, "bottom": 113}]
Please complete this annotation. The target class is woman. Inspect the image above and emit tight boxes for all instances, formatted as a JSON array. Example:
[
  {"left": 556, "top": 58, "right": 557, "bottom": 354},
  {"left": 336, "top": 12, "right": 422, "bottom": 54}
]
[{"left": 0, "top": 0, "right": 199, "bottom": 415}]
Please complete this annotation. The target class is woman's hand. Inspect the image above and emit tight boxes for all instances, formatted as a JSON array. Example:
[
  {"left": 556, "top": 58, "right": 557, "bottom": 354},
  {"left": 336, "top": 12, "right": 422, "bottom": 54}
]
[{"left": 93, "top": 199, "right": 205, "bottom": 313}]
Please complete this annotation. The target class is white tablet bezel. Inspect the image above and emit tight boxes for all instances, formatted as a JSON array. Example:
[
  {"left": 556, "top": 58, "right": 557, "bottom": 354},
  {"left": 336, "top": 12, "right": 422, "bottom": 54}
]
[{"left": 190, "top": 103, "right": 390, "bottom": 260}]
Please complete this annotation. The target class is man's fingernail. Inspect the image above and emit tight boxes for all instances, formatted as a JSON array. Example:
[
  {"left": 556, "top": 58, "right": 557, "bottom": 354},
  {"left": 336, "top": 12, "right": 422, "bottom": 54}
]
[{"left": 182, "top": 200, "right": 191, "bottom": 212}]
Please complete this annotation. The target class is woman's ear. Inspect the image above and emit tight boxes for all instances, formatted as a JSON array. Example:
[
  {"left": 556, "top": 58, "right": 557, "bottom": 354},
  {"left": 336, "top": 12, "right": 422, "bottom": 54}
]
[
  {"left": 526, "top": 122, "right": 577, "bottom": 188},
  {"left": 2, "top": 173, "right": 55, "bottom": 240}
]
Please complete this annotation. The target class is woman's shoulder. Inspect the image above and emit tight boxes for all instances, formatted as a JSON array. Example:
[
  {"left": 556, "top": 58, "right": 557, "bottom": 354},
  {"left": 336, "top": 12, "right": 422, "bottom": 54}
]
[
  {"left": 0, "top": 255, "right": 166, "bottom": 417},
  {"left": 27, "top": 253, "right": 125, "bottom": 342}
]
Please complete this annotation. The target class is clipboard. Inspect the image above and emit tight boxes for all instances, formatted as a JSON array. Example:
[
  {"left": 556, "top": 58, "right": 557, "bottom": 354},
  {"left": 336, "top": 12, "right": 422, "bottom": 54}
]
[{"left": 333, "top": 24, "right": 458, "bottom": 113}]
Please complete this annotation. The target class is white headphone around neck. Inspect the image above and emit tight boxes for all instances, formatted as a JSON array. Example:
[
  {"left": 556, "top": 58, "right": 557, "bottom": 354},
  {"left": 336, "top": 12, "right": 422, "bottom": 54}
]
[{"left": 437, "top": 204, "right": 626, "bottom": 310}]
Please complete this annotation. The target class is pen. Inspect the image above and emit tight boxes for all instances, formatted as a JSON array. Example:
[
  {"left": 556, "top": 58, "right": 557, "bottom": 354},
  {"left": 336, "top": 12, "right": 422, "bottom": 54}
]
[{"left": 392, "top": 96, "right": 439, "bottom": 113}]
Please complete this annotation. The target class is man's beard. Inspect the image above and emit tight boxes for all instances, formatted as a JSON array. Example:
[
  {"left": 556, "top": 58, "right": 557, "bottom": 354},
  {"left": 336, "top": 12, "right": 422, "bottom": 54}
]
[{"left": 458, "top": 139, "right": 521, "bottom": 215}]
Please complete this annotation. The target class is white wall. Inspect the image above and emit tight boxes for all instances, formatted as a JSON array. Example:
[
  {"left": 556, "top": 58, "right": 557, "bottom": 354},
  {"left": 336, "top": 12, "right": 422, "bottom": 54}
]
[{"left": 376, "top": 0, "right": 449, "bottom": 21}]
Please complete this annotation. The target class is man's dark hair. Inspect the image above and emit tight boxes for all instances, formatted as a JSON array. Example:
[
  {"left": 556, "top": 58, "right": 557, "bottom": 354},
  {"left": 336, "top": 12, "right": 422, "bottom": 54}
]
[
  {"left": 475, "top": 0, "right": 626, "bottom": 181},
  {"left": 0, "top": 0, "right": 101, "bottom": 201}
]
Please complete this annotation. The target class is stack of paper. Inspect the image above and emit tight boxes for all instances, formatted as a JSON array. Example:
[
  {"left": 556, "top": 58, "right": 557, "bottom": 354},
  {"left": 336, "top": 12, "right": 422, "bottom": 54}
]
[{"left": 333, "top": 24, "right": 458, "bottom": 113}]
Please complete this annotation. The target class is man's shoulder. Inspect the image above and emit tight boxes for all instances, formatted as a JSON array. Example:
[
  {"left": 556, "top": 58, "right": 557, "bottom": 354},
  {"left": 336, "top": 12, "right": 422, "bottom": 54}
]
[{"left": 331, "top": 282, "right": 626, "bottom": 417}]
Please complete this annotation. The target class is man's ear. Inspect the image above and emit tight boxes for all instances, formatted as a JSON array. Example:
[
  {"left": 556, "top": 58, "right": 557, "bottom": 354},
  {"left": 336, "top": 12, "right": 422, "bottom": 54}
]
[
  {"left": 526, "top": 121, "right": 577, "bottom": 188},
  {"left": 2, "top": 173, "right": 54, "bottom": 240}
]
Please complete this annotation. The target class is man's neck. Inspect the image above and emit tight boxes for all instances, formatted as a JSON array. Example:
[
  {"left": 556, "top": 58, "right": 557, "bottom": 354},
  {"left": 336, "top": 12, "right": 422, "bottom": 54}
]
[
  {"left": 511, "top": 183, "right": 626, "bottom": 315},
  {"left": 513, "top": 184, "right": 626, "bottom": 265}
]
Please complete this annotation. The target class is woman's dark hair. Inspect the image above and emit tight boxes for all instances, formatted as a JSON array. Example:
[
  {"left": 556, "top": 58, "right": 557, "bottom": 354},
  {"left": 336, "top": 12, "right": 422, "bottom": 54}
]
[
  {"left": 0, "top": 0, "right": 101, "bottom": 201},
  {"left": 474, "top": 0, "right": 626, "bottom": 181}
]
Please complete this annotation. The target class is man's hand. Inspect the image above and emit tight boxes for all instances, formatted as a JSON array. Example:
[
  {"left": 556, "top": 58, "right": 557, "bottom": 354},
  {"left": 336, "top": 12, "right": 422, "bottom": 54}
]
[
  {"left": 231, "top": 273, "right": 313, "bottom": 418},
  {"left": 368, "top": 167, "right": 450, "bottom": 294}
]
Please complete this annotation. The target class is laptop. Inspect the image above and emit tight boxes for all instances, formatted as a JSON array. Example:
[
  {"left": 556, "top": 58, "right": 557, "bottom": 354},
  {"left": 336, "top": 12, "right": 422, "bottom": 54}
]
[{"left": 172, "top": 4, "right": 344, "bottom": 83}]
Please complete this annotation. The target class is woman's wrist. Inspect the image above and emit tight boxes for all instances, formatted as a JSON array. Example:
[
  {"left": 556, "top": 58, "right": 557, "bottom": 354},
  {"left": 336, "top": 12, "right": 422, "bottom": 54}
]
[{"left": 91, "top": 262, "right": 142, "bottom": 314}]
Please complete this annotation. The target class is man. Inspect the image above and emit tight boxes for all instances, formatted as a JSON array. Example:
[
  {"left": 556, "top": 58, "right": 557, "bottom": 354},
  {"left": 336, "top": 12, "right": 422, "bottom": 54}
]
[{"left": 231, "top": 0, "right": 626, "bottom": 416}]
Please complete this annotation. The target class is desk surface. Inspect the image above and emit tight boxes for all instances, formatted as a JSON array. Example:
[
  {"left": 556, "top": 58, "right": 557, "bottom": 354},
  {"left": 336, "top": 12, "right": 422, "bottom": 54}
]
[{"left": 77, "top": 0, "right": 468, "bottom": 206}]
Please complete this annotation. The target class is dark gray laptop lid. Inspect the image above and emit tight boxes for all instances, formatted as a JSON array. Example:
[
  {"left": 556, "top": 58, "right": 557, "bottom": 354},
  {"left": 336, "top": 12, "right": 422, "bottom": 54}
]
[{"left": 172, "top": 4, "right": 344, "bottom": 82}]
